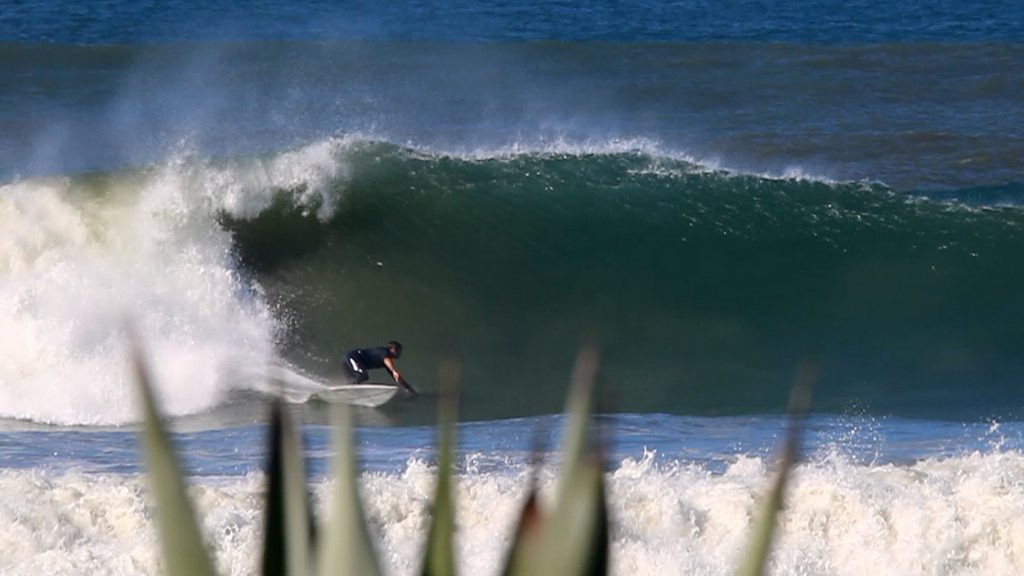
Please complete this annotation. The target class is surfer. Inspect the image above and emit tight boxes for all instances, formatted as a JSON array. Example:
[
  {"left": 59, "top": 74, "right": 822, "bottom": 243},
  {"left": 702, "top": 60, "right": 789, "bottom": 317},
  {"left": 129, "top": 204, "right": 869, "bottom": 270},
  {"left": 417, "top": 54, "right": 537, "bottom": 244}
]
[{"left": 342, "top": 341, "right": 418, "bottom": 396}]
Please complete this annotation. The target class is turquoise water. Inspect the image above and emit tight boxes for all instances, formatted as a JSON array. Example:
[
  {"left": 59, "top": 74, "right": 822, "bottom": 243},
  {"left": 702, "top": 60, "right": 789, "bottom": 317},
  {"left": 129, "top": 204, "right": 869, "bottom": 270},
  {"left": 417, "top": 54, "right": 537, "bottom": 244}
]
[{"left": 227, "top": 146, "right": 1024, "bottom": 421}]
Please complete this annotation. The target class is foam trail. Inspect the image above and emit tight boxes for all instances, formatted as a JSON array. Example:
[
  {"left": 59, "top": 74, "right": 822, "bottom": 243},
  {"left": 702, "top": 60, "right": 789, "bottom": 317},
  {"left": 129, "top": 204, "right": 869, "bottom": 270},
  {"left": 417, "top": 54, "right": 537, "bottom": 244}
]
[{"left": 229, "top": 361, "right": 338, "bottom": 403}]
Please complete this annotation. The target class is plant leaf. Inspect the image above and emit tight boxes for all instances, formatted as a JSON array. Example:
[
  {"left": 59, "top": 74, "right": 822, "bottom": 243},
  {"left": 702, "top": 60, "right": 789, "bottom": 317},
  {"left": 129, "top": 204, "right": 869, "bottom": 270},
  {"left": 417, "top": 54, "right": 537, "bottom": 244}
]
[
  {"left": 421, "top": 362, "right": 459, "bottom": 576},
  {"left": 129, "top": 338, "right": 218, "bottom": 576},
  {"left": 527, "top": 347, "right": 609, "bottom": 576},
  {"left": 500, "top": 488, "right": 544, "bottom": 576},
  {"left": 734, "top": 362, "right": 816, "bottom": 576},
  {"left": 501, "top": 424, "right": 550, "bottom": 576},
  {"left": 262, "top": 400, "right": 314, "bottom": 576},
  {"left": 317, "top": 403, "right": 381, "bottom": 576}
]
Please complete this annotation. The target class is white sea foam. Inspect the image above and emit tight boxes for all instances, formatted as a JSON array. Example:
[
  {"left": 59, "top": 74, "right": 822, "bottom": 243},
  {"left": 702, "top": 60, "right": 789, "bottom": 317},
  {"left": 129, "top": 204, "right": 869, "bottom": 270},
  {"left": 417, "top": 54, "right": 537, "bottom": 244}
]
[
  {"left": 3, "top": 451, "right": 1024, "bottom": 575},
  {"left": 390, "top": 131, "right": 849, "bottom": 188},
  {"left": 439, "top": 135, "right": 676, "bottom": 161},
  {"left": 0, "top": 139, "right": 361, "bottom": 425}
]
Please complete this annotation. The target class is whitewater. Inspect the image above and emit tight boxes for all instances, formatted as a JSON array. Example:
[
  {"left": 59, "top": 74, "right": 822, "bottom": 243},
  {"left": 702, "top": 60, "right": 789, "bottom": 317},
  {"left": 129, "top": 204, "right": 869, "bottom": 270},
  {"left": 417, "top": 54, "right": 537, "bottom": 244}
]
[{"left": 4, "top": 448, "right": 1024, "bottom": 575}]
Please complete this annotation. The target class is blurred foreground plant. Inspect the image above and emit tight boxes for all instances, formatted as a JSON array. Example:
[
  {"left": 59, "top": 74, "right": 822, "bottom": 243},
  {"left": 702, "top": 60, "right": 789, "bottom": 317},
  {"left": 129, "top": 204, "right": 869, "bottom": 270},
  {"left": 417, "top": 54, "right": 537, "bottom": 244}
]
[{"left": 129, "top": 341, "right": 812, "bottom": 576}]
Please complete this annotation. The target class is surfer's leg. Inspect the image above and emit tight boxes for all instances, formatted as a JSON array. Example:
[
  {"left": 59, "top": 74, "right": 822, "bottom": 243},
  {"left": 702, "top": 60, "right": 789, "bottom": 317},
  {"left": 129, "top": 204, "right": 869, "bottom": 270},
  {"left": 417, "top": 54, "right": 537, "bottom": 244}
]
[{"left": 343, "top": 357, "right": 369, "bottom": 384}]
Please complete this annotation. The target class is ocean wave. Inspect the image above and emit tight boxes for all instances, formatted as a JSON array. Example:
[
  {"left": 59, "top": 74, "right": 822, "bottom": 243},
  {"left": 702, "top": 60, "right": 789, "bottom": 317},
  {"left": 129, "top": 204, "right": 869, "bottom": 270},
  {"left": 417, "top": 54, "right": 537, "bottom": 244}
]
[{"left": 2, "top": 139, "right": 1023, "bottom": 425}]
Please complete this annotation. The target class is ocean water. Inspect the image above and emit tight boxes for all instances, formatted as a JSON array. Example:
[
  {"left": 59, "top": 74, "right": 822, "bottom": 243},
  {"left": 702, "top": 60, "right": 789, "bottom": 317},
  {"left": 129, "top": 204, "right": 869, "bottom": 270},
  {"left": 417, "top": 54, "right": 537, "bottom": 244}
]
[{"left": 3, "top": 1, "right": 1024, "bottom": 574}]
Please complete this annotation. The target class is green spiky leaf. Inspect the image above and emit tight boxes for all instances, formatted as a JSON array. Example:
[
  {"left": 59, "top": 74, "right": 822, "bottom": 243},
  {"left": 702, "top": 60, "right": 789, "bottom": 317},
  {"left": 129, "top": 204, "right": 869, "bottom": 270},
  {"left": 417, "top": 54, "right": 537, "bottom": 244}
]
[
  {"left": 500, "top": 485, "right": 544, "bottom": 576},
  {"left": 502, "top": 424, "right": 551, "bottom": 575},
  {"left": 734, "top": 363, "right": 816, "bottom": 576},
  {"left": 129, "top": 340, "right": 217, "bottom": 576},
  {"left": 318, "top": 403, "right": 381, "bottom": 576},
  {"left": 540, "top": 457, "right": 608, "bottom": 576},
  {"left": 262, "top": 400, "right": 314, "bottom": 576},
  {"left": 515, "top": 347, "right": 608, "bottom": 576},
  {"left": 421, "top": 364, "right": 459, "bottom": 576}
]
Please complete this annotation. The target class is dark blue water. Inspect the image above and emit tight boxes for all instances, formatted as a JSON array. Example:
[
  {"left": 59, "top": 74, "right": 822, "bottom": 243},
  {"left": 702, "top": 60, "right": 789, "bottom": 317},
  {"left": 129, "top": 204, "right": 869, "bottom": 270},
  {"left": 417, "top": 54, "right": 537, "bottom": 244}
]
[
  {"left": 3, "top": 0, "right": 1023, "bottom": 43},
  {"left": 5, "top": 4, "right": 1024, "bottom": 187}
]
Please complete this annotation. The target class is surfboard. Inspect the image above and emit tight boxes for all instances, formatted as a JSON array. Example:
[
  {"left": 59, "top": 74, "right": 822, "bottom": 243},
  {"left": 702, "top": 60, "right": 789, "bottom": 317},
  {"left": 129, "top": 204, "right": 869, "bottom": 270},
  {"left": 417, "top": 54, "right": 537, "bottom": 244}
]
[{"left": 310, "top": 383, "right": 401, "bottom": 408}]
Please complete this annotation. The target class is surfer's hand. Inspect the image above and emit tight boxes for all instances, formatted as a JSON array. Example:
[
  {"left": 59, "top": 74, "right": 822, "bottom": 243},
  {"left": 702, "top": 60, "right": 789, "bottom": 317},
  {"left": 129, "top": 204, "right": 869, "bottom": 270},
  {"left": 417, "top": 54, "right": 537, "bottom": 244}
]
[{"left": 398, "top": 377, "right": 418, "bottom": 397}]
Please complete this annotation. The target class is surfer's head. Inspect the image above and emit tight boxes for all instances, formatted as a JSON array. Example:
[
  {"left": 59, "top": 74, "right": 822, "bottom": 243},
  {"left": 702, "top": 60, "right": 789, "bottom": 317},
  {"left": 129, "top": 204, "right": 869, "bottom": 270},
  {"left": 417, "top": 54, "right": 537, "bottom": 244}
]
[{"left": 387, "top": 340, "right": 403, "bottom": 358}]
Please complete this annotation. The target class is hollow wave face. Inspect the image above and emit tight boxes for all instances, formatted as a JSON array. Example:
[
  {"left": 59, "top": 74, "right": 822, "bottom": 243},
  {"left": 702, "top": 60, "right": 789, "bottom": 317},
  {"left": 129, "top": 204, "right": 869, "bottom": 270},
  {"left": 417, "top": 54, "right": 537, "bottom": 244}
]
[
  {"left": 215, "top": 139, "right": 1024, "bottom": 420},
  {"left": 3, "top": 137, "right": 1024, "bottom": 424}
]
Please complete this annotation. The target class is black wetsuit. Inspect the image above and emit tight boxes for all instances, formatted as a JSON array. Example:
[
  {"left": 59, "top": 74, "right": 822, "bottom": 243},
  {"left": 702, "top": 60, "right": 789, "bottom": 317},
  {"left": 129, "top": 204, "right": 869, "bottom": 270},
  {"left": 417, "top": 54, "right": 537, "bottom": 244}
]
[{"left": 342, "top": 347, "right": 394, "bottom": 384}]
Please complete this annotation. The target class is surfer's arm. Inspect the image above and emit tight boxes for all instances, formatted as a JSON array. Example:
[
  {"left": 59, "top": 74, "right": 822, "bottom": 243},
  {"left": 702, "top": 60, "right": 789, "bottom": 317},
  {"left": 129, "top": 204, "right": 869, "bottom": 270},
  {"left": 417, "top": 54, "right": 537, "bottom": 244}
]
[
  {"left": 384, "top": 357, "right": 400, "bottom": 381},
  {"left": 385, "top": 357, "right": 418, "bottom": 396}
]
